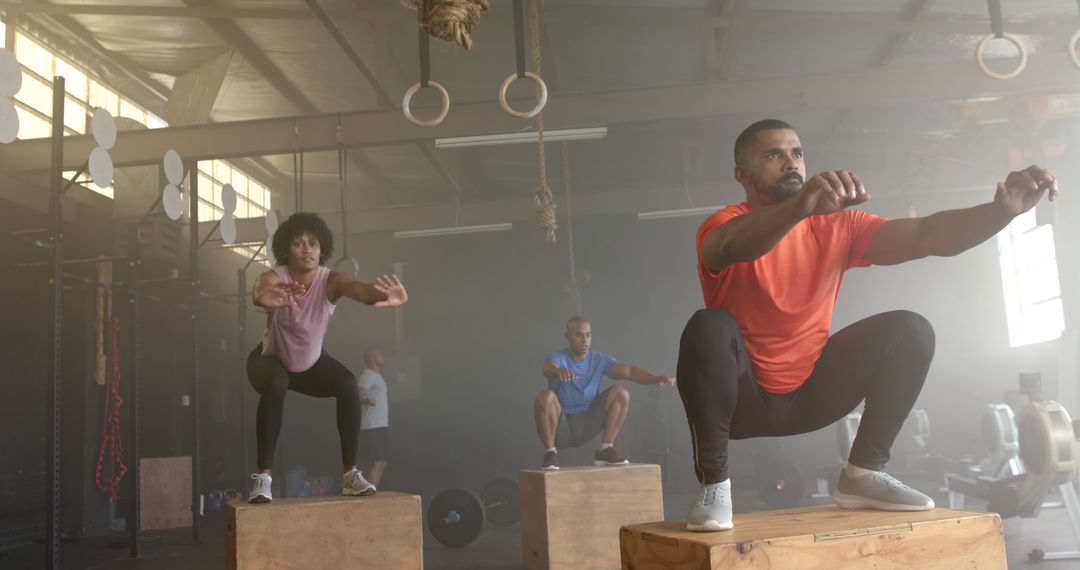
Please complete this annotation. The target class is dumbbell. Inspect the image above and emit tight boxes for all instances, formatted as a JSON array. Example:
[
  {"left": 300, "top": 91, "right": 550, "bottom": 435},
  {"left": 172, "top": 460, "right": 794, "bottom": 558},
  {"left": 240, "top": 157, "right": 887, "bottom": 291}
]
[{"left": 427, "top": 477, "right": 520, "bottom": 548}]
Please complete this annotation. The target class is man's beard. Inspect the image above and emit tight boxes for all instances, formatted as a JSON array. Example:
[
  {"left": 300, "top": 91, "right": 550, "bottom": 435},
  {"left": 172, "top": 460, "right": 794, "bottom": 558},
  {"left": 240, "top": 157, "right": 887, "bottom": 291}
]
[{"left": 752, "top": 171, "right": 804, "bottom": 202}]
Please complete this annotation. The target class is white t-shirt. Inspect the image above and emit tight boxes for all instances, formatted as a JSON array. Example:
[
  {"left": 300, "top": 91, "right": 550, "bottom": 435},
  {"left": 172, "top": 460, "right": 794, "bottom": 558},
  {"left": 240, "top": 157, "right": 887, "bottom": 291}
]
[{"left": 358, "top": 369, "right": 389, "bottom": 429}]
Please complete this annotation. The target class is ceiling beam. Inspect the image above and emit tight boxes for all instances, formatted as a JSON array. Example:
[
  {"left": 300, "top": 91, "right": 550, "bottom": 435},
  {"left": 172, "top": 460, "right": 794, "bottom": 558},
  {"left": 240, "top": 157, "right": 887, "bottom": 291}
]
[
  {"left": 348, "top": 1, "right": 411, "bottom": 105},
  {"left": 211, "top": 182, "right": 743, "bottom": 242},
  {"left": 0, "top": 3, "right": 727, "bottom": 25},
  {"left": 304, "top": 0, "right": 391, "bottom": 108},
  {"left": 1, "top": 3, "right": 1075, "bottom": 35},
  {"left": 211, "top": 176, "right": 997, "bottom": 242},
  {"left": 179, "top": 0, "right": 405, "bottom": 198},
  {"left": 306, "top": 0, "right": 463, "bottom": 195},
  {"left": 821, "top": 0, "right": 935, "bottom": 144},
  {"left": 3, "top": 54, "right": 1076, "bottom": 173},
  {"left": 872, "top": 0, "right": 936, "bottom": 68},
  {"left": 705, "top": 0, "right": 745, "bottom": 81},
  {"left": 183, "top": 0, "right": 318, "bottom": 115}
]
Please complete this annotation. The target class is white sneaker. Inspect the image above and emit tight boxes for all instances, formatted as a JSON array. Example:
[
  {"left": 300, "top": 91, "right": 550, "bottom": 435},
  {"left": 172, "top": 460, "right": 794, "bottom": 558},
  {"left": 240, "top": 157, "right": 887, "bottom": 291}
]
[
  {"left": 342, "top": 468, "right": 376, "bottom": 497},
  {"left": 686, "top": 479, "right": 733, "bottom": 532},
  {"left": 249, "top": 473, "right": 272, "bottom": 504}
]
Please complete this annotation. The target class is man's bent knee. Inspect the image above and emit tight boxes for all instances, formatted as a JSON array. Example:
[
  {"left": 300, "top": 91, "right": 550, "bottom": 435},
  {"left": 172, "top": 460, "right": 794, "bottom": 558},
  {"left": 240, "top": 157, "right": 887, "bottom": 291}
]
[
  {"left": 887, "top": 310, "right": 936, "bottom": 354},
  {"left": 609, "top": 385, "right": 630, "bottom": 406},
  {"left": 684, "top": 308, "right": 741, "bottom": 342},
  {"left": 535, "top": 389, "right": 560, "bottom": 411}
]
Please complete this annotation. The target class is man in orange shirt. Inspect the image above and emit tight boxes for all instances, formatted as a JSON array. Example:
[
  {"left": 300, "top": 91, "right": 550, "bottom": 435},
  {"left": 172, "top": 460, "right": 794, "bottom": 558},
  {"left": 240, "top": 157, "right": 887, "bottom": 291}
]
[{"left": 680, "top": 119, "right": 1059, "bottom": 531}]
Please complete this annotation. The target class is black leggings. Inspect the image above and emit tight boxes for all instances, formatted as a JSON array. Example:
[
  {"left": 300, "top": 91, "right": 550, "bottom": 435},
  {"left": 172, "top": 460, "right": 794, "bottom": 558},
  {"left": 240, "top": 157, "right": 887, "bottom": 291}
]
[
  {"left": 676, "top": 309, "right": 935, "bottom": 484},
  {"left": 247, "top": 346, "right": 362, "bottom": 470}
]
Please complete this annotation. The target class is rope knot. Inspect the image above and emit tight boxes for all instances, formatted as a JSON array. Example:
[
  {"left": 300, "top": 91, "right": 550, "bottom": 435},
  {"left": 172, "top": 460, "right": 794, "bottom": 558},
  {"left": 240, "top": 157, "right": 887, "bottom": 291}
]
[{"left": 405, "top": 0, "right": 489, "bottom": 49}]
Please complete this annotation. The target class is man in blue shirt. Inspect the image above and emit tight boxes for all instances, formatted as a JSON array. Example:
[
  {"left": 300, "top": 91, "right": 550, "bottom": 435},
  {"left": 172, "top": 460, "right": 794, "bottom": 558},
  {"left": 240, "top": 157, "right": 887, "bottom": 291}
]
[{"left": 535, "top": 317, "right": 676, "bottom": 469}]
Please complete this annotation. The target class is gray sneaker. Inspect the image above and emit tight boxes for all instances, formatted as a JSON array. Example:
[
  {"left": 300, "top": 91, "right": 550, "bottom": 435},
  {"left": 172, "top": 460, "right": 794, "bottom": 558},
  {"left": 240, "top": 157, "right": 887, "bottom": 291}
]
[
  {"left": 342, "top": 468, "right": 376, "bottom": 497},
  {"left": 832, "top": 469, "right": 934, "bottom": 511},
  {"left": 686, "top": 480, "right": 733, "bottom": 532},
  {"left": 248, "top": 473, "right": 272, "bottom": 504}
]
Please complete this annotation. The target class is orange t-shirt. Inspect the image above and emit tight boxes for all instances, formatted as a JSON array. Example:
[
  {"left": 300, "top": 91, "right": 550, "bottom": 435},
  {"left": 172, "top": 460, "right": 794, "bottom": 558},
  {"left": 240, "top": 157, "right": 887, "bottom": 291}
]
[{"left": 696, "top": 204, "right": 888, "bottom": 394}]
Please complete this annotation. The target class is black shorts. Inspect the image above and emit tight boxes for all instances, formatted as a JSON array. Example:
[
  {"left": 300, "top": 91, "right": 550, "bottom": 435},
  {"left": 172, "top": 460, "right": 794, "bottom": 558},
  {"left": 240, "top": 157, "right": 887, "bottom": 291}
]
[
  {"left": 358, "top": 427, "right": 389, "bottom": 463},
  {"left": 555, "top": 387, "right": 612, "bottom": 449}
]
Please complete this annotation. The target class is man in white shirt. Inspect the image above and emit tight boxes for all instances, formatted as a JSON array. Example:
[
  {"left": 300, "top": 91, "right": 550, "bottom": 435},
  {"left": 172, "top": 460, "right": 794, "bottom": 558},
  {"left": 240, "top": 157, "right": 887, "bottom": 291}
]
[{"left": 358, "top": 346, "right": 390, "bottom": 487}]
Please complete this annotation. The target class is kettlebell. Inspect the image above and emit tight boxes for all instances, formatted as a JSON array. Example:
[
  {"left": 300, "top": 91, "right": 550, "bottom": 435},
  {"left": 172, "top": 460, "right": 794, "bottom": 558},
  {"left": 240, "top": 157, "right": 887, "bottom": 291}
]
[{"left": 208, "top": 490, "right": 224, "bottom": 513}]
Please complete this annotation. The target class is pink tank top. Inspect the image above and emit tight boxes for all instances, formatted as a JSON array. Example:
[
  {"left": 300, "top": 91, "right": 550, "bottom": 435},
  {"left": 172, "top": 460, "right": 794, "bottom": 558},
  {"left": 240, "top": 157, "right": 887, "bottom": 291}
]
[{"left": 261, "top": 265, "right": 336, "bottom": 372}]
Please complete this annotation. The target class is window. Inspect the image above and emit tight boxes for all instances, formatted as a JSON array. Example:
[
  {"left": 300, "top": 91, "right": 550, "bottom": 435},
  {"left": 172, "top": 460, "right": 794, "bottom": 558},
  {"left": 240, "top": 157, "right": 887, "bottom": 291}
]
[
  {"left": 997, "top": 209, "right": 1065, "bottom": 347},
  {"left": 195, "top": 161, "right": 271, "bottom": 223},
  {"left": 15, "top": 33, "right": 51, "bottom": 79},
  {"left": 12, "top": 29, "right": 150, "bottom": 144},
  {"left": 54, "top": 59, "right": 86, "bottom": 100},
  {"left": 10, "top": 26, "right": 271, "bottom": 265},
  {"left": 15, "top": 106, "right": 49, "bottom": 138},
  {"left": 63, "top": 97, "right": 86, "bottom": 133},
  {"left": 16, "top": 71, "right": 52, "bottom": 117},
  {"left": 195, "top": 160, "right": 272, "bottom": 264},
  {"left": 86, "top": 79, "right": 119, "bottom": 117},
  {"left": 226, "top": 242, "right": 272, "bottom": 266},
  {"left": 119, "top": 99, "right": 145, "bottom": 124}
]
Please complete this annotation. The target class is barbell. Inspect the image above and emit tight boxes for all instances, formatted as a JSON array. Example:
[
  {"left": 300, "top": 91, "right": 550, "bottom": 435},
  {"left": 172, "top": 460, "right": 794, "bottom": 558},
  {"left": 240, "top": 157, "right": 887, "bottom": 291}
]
[{"left": 427, "top": 476, "right": 520, "bottom": 548}]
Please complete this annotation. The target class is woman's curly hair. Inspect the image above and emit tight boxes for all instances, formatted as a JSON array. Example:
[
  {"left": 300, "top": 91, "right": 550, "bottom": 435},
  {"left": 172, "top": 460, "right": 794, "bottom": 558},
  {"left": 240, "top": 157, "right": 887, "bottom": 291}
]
[{"left": 271, "top": 212, "right": 334, "bottom": 266}]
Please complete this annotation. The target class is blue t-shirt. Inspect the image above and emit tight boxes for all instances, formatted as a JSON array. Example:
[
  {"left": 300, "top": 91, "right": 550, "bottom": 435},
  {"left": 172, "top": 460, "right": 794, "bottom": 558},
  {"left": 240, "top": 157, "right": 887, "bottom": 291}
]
[{"left": 546, "top": 349, "right": 618, "bottom": 414}]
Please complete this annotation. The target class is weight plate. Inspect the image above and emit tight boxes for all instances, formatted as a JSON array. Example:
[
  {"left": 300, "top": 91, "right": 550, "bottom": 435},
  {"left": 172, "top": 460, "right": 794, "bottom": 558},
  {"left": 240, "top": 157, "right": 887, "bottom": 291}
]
[
  {"left": 755, "top": 461, "right": 805, "bottom": 509},
  {"left": 427, "top": 488, "right": 483, "bottom": 548}
]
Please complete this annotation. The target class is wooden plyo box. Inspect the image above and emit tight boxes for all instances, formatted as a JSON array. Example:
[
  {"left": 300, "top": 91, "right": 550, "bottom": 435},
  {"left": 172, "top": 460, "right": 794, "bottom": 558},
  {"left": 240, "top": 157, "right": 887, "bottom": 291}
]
[
  {"left": 521, "top": 464, "right": 664, "bottom": 570},
  {"left": 225, "top": 492, "right": 422, "bottom": 570},
  {"left": 140, "top": 456, "right": 192, "bottom": 531},
  {"left": 620, "top": 506, "right": 1006, "bottom": 569}
]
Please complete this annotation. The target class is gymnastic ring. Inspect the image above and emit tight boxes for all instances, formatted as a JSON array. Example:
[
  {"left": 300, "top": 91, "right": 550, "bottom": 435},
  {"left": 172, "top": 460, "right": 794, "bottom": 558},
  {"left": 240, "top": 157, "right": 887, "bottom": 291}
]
[
  {"left": 975, "top": 33, "right": 1028, "bottom": 80},
  {"left": 402, "top": 81, "right": 450, "bottom": 127},
  {"left": 1069, "top": 30, "right": 1080, "bottom": 71},
  {"left": 333, "top": 256, "right": 360, "bottom": 277},
  {"left": 499, "top": 71, "right": 547, "bottom": 119}
]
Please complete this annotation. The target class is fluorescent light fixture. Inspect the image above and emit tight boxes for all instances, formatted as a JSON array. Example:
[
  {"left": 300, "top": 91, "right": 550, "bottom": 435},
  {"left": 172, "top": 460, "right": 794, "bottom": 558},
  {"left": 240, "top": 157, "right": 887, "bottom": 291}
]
[
  {"left": 394, "top": 223, "right": 513, "bottom": 239},
  {"left": 637, "top": 206, "right": 721, "bottom": 220},
  {"left": 434, "top": 127, "right": 607, "bottom": 149}
]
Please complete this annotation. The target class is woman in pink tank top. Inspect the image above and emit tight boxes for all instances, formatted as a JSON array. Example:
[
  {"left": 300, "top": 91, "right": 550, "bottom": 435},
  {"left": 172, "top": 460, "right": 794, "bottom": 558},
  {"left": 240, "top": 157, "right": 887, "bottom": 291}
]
[{"left": 245, "top": 213, "right": 408, "bottom": 504}]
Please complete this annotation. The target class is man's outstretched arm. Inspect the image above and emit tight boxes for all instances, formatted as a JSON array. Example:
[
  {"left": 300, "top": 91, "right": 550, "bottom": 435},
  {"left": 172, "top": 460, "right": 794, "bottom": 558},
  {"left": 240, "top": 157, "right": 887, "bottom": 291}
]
[
  {"left": 863, "top": 165, "right": 1058, "bottom": 266},
  {"left": 608, "top": 363, "right": 675, "bottom": 385}
]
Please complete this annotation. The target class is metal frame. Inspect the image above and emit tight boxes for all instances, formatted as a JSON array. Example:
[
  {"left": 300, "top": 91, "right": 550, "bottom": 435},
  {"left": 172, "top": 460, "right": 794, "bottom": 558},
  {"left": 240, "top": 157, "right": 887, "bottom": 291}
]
[
  {"left": 45, "top": 73, "right": 64, "bottom": 570},
  {"left": 237, "top": 268, "right": 249, "bottom": 486},
  {"left": 34, "top": 121, "right": 259, "bottom": 563},
  {"left": 1042, "top": 482, "right": 1080, "bottom": 560},
  {"left": 126, "top": 224, "right": 142, "bottom": 558},
  {"left": 188, "top": 165, "right": 203, "bottom": 543},
  {"left": 16, "top": 32, "right": 338, "bottom": 558}
]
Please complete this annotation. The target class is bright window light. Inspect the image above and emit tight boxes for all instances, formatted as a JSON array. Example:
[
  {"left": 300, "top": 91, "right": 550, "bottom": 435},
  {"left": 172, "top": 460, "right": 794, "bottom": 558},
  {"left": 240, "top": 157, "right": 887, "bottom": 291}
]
[
  {"left": 997, "top": 210, "right": 1065, "bottom": 347},
  {"left": 8, "top": 26, "right": 274, "bottom": 266}
]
